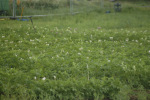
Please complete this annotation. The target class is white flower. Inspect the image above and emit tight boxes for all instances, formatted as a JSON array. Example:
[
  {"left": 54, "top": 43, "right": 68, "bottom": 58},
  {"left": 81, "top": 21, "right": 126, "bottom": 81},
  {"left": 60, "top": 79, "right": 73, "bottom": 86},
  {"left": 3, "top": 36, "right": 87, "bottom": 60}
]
[
  {"left": 20, "top": 58, "right": 24, "bottom": 60},
  {"left": 2, "top": 36, "right": 5, "bottom": 38},
  {"left": 34, "top": 76, "right": 37, "bottom": 80},
  {"left": 46, "top": 44, "right": 49, "bottom": 46},
  {"left": 56, "top": 55, "right": 59, "bottom": 58},
  {"left": 5, "top": 40, "right": 8, "bottom": 42},
  {"left": 108, "top": 60, "right": 111, "bottom": 62},
  {"left": 53, "top": 76, "right": 56, "bottom": 80},
  {"left": 109, "top": 37, "right": 113, "bottom": 40},
  {"left": 135, "top": 40, "right": 138, "bottom": 42},
  {"left": 98, "top": 40, "right": 101, "bottom": 42},
  {"left": 42, "top": 77, "right": 46, "bottom": 80},
  {"left": 149, "top": 50, "right": 150, "bottom": 53},
  {"left": 18, "top": 41, "right": 22, "bottom": 43},
  {"left": 133, "top": 66, "right": 136, "bottom": 71},
  {"left": 30, "top": 39, "right": 34, "bottom": 42},
  {"left": 28, "top": 50, "right": 30, "bottom": 52},
  {"left": 78, "top": 53, "right": 81, "bottom": 55},
  {"left": 10, "top": 41, "right": 13, "bottom": 44},
  {"left": 100, "top": 51, "right": 103, "bottom": 54},
  {"left": 126, "top": 38, "right": 129, "bottom": 42},
  {"left": 79, "top": 47, "right": 83, "bottom": 51}
]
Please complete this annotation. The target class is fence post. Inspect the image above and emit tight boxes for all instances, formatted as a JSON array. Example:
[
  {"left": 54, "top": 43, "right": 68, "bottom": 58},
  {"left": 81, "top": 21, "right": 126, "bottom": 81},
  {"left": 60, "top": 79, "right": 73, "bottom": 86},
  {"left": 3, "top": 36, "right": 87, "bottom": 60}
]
[
  {"left": 101, "top": 0, "right": 104, "bottom": 8},
  {"left": 13, "top": 0, "right": 16, "bottom": 18},
  {"left": 70, "top": 0, "right": 73, "bottom": 14}
]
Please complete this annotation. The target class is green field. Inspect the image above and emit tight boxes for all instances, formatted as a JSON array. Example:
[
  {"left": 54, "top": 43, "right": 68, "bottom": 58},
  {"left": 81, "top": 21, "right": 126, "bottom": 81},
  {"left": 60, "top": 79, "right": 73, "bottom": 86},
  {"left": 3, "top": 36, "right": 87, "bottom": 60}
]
[{"left": 0, "top": 1, "right": 150, "bottom": 100}]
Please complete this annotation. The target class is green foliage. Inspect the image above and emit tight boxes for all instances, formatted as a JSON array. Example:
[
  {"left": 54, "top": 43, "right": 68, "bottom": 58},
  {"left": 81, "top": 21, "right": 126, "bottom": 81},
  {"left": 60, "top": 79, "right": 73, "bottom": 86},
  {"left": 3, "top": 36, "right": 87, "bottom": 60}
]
[{"left": 0, "top": 2, "right": 150, "bottom": 99}]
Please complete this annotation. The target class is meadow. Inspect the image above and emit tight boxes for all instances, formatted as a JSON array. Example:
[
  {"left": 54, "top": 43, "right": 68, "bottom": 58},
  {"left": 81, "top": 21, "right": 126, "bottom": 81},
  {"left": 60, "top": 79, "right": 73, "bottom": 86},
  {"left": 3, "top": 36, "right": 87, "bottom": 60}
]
[{"left": 0, "top": 1, "right": 150, "bottom": 100}]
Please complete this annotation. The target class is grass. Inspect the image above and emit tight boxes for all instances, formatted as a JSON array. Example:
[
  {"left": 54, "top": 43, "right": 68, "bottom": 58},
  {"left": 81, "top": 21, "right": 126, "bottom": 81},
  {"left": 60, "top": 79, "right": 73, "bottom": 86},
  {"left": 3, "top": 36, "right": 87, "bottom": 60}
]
[{"left": 0, "top": 1, "right": 150, "bottom": 100}]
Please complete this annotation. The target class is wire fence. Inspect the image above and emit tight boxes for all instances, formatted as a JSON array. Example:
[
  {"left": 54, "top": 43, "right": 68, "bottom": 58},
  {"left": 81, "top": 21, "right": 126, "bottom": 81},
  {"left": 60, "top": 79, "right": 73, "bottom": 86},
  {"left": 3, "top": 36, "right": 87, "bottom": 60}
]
[
  {"left": 0, "top": 0, "right": 105, "bottom": 18},
  {"left": 0, "top": 0, "right": 150, "bottom": 18}
]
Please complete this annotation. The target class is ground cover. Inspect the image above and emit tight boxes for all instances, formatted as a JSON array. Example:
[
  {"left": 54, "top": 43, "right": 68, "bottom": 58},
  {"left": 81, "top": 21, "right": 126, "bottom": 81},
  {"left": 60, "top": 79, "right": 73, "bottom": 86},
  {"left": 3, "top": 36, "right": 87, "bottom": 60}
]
[{"left": 0, "top": 4, "right": 150, "bottom": 100}]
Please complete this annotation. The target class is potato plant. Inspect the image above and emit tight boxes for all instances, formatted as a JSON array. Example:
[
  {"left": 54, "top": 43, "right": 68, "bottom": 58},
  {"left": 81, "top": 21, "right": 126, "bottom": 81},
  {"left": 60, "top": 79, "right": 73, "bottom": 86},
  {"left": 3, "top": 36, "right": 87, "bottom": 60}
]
[{"left": 0, "top": 4, "right": 150, "bottom": 100}]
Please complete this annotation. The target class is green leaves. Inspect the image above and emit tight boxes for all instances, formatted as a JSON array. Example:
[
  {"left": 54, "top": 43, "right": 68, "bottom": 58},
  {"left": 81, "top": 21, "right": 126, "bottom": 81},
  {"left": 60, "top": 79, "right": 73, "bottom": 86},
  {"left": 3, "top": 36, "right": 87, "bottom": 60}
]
[{"left": 0, "top": 9, "right": 150, "bottom": 99}]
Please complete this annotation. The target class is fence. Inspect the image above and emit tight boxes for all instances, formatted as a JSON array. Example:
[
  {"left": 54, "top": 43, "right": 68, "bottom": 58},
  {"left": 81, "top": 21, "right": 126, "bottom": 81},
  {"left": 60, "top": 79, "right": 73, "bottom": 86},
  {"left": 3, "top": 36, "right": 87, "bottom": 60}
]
[
  {"left": 1, "top": 0, "right": 149, "bottom": 18},
  {"left": 0, "top": 0, "right": 105, "bottom": 18},
  {"left": 0, "top": 0, "right": 103, "bottom": 17},
  {"left": 0, "top": 0, "right": 9, "bottom": 16}
]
